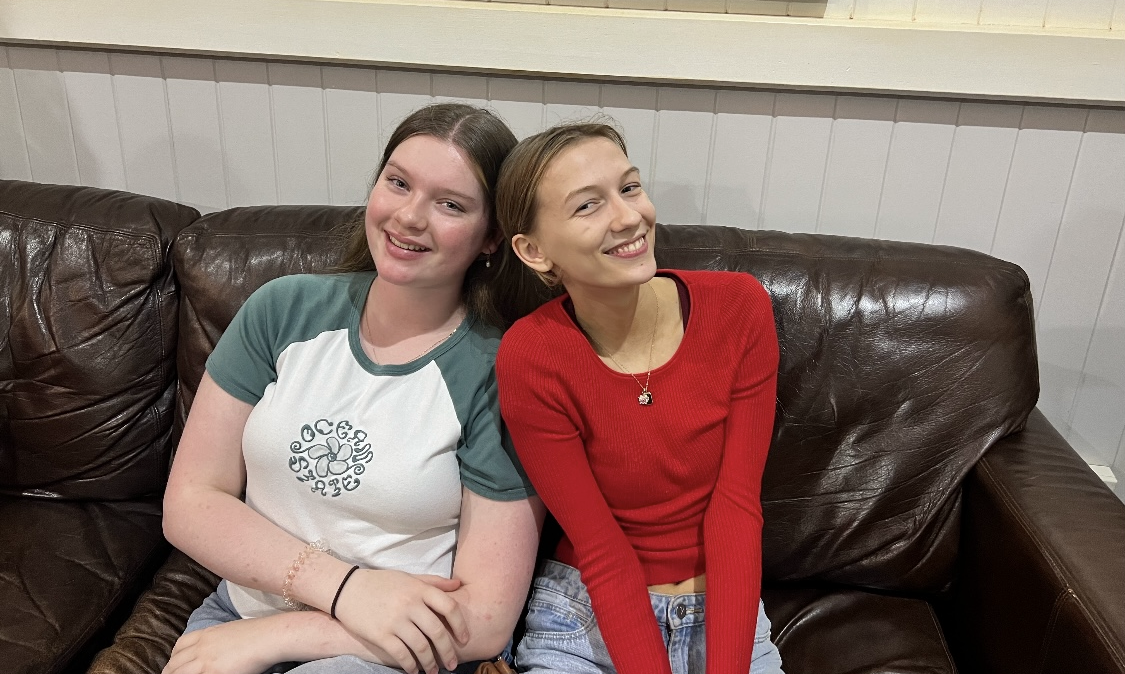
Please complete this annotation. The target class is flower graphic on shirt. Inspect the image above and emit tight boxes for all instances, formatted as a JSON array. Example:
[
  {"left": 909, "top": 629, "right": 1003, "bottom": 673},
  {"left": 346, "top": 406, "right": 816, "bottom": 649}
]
[
  {"left": 309, "top": 437, "right": 352, "bottom": 477},
  {"left": 287, "top": 418, "right": 375, "bottom": 498}
]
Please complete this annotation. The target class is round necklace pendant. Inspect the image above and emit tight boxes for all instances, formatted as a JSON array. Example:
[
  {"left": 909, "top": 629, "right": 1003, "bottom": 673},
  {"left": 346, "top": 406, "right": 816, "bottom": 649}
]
[{"left": 638, "top": 391, "right": 653, "bottom": 406}]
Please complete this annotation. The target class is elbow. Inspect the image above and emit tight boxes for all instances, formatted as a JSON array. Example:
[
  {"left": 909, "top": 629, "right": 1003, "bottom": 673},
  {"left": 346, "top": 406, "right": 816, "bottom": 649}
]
[
  {"left": 161, "top": 484, "right": 189, "bottom": 549},
  {"left": 463, "top": 629, "right": 517, "bottom": 663},
  {"left": 461, "top": 609, "right": 521, "bottom": 661}
]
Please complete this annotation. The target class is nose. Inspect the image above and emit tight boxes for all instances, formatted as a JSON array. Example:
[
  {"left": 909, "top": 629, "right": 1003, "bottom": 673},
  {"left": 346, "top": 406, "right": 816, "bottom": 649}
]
[
  {"left": 609, "top": 193, "right": 643, "bottom": 232},
  {"left": 394, "top": 194, "right": 426, "bottom": 231}
]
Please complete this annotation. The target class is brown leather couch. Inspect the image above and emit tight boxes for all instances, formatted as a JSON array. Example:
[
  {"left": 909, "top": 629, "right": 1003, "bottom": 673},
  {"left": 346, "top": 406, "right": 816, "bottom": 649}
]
[{"left": 2, "top": 179, "right": 1123, "bottom": 674}]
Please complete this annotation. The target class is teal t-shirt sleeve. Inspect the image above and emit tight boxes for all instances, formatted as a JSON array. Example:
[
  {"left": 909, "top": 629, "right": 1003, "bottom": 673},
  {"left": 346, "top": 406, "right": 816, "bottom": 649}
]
[
  {"left": 459, "top": 365, "right": 535, "bottom": 501},
  {"left": 205, "top": 279, "right": 284, "bottom": 406}
]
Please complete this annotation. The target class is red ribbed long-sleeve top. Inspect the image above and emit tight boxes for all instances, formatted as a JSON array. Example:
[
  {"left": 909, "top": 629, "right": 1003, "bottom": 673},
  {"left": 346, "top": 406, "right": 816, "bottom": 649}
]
[{"left": 496, "top": 270, "right": 779, "bottom": 674}]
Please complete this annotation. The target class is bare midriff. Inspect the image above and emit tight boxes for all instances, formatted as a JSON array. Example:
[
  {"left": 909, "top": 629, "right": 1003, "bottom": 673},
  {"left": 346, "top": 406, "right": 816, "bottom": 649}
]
[{"left": 648, "top": 573, "right": 706, "bottom": 595}]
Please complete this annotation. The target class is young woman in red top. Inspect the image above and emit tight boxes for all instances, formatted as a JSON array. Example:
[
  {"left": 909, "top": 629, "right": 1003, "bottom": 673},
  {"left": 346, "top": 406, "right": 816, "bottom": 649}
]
[{"left": 492, "top": 123, "right": 785, "bottom": 674}]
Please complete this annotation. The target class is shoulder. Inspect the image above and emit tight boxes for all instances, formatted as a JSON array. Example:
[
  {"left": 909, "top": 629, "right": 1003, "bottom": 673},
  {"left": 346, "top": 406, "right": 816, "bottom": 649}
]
[
  {"left": 670, "top": 270, "right": 775, "bottom": 350},
  {"left": 442, "top": 315, "right": 503, "bottom": 372},
  {"left": 249, "top": 273, "right": 368, "bottom": 309},
  {"left": 497, "top": 297, "right": 569, "bottom": 361},
  {"left": 670, "top": 269, "right": 770, "bottom": 311},
  {"left": 231, "top": 272, "right": 370, "bottom": 348},
  {"left": 669, "top": 268, "right": 766, "bottom": 295}
]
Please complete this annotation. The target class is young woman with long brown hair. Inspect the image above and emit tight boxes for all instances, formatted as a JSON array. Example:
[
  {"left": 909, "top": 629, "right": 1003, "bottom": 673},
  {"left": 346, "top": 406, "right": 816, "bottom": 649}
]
[
  {"left": 162, "top": 104, "right": 543, "bottom": 674},
  {"left": 494, "top": 122, "right": 784, "bottom": 674}
]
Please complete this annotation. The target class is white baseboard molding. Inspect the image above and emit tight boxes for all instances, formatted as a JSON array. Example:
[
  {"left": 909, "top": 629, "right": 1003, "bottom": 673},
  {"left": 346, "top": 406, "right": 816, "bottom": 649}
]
[{"left": 1090, "top": 464, "right": 1120, "bottom": 490}]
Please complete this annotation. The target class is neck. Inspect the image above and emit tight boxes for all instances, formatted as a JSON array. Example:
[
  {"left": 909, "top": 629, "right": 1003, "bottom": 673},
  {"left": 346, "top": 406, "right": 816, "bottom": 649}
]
[
  {"left": 568, "top": 281, "right": 654, "bottom": 352},
  {"left": 364, "top": 277, "right": 464, "bottom": 345}
]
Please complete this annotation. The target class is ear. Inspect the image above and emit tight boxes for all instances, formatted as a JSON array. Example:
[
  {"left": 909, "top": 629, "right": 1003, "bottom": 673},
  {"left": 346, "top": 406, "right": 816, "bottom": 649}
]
[
  {"left": 481, "top": 235, "right": 501, "bottom": 256},
  {"left": 511, "top": 233, "right": 554, "bottom": 276}
]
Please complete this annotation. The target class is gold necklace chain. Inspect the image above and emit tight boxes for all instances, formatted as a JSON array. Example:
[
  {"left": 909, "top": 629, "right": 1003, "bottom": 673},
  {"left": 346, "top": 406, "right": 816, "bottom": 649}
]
[
  {"left": 366, "top": 310, "right": 462, "bottom": 365},
  {"left": 583, "top": 283, "right": 659, "bottom": 406}
]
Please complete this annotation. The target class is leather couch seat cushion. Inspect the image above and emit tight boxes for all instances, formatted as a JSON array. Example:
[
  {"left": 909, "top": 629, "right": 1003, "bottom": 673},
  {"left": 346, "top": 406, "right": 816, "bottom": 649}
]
[
  {"left": 0, "top": 496, "right": 164, "bottom": 674},
  {"left": 764, "top": 586, "right": 955, "bottom": 674}
]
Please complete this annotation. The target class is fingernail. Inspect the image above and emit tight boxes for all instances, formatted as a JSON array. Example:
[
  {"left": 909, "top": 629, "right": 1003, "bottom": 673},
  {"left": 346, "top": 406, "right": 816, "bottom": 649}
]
[{"left": 447, "top": 661, "right": 458, "bottom": 671}]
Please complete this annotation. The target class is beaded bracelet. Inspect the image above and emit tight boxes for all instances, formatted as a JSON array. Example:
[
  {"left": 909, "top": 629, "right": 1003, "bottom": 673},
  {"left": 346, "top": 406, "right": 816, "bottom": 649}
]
[{"left": 282, "top": 539, "right": 329, "bottom": 610}]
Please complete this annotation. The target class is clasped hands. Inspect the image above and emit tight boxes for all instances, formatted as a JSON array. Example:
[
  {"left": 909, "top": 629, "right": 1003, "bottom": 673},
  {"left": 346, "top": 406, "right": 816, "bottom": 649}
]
[
  {"left": 164, "top": 569, "right": 469, "bottom": 674},
  {"left": 334, "top": 568, "right": 471, "bottom": 674}
]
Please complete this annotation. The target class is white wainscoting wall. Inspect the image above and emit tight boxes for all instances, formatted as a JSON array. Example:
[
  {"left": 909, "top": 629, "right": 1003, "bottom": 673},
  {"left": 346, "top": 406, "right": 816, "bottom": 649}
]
[{"left": 1, "top": 44, "right": 1123, "bottom": 491}]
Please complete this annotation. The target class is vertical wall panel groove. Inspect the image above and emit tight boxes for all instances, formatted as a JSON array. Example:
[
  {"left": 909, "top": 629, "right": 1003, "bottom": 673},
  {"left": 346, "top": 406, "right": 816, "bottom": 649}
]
[
  {"left": 874, "top": 99, "right": 957, "bottom": 243},
  {"left": 755, "top": 96, "right": 779, "bottom": 230},
  {"left": 267, "top": 67, "right": 282, "bottom": 204},
  {"left": 158, "top": 58, "right": 183, "bottom": 202},
  {"left": 1068, "top": 178, "right": 1125, "bottom": 467},
  {"left": 164, "top": 56, "right": 228, "bottom": 211},
  {"left": 12, "top": 47, "right": 81, "bottom": 185},
  {"left": 0, "top": 46, "right": 33, "bottom": 180},
  {"left": 698, "top": 93, "right": 720, "bottom": 224},
  {"left": 991, "top": 106, "right": 1087, "bottom": 309},
  {"left": 322, "top": 82, "right": 334, "bottom": 204},
  {"left": 59, "top": 50, "right": 127, "bottom": 191},
  {"left": 811, "top": 97, "right": 839, "bottom": 233},
  {"left": 818, "top": 96, "right": 896, "bottom": 238},
  {"left": 932, "top": 103, "right": 1020, "bottom": 250}
]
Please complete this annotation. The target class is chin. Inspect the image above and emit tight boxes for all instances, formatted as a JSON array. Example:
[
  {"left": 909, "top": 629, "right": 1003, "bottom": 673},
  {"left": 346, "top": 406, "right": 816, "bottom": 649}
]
[{"left": 610, "top": 261, "right": 658, "bottom": 289}]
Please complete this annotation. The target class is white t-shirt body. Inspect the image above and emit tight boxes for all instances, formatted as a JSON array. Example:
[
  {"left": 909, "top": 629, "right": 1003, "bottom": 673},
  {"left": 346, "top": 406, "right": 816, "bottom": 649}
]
[{"left": 205, "top": 272, "right": 532, "bottom": 619}]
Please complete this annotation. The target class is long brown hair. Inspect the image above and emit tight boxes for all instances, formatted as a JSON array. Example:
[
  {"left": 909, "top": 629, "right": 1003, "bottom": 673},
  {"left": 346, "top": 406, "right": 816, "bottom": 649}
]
[
  {"left": 335, "top": 103, "right": 518, "bottom": 328},
  {"left": 492, "top": 122, "right": 629, "bottom": 326}
]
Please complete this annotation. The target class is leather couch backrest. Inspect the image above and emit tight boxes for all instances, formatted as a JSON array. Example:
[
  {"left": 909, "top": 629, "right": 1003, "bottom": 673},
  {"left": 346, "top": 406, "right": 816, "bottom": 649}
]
[
  {"left": 173, "top": 206, "right": 361, "bottom": 428},
  {"left": 656, "top": 225, "right": 1039, "bottom": 593},
  {"left": 0, "top": 180, "right": 198, "bottom": 500}
]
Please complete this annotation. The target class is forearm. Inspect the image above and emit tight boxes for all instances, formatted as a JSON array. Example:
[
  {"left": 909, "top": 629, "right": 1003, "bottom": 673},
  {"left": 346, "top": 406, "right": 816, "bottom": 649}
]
[
  {"left": 703, "top": 502, "right": 762, "bottom": 674},
  {"left": 163, "top": 486, "right": 351, "bottom": 612},
  {"left": 583, "top": 568, "right": 672, "bottom": 674},
  {"left": 443, "top": 584, "right": 517, "bottom": 661},
  {"left": 264, "top": 611, "right": 396, "bottom": 666},
  {"left": 443, "top": 493, "right": 544, "bottom": 661}
]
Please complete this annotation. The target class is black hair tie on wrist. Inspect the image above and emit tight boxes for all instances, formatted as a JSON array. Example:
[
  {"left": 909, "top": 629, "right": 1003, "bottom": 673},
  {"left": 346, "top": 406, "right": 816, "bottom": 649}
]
[{"left": 330, "top": 565, "right": 361, "bottom": 620}]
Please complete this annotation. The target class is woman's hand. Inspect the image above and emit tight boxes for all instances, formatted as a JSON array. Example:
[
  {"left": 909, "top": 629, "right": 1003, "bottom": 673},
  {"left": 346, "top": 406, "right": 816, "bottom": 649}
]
[
  {"left": 332, "top": 569, "right": 469, "bottom": 674},
  {"left": 163, "top": 619, "right": 284, "bottom": 674}
]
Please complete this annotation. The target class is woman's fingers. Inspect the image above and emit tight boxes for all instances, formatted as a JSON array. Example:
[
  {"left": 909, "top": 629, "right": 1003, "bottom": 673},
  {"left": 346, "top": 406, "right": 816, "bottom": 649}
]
[
  {"left": 398, "top": 626, "right": 440, "bottom": 674},
  {"left": 410, "top": 604, "right": 461, "bottom": 671},
  {"left": 163, "top": 632, "right": 194, "bottom": 673},
  {"left": 421, "top": 586, "right": 470, "bottom": 645},
  {"left": 334, "top": 569, "right": 467, "bottom": 669},
  {"left": 414, "top": 574, "right": 462, "bottom": 592}
]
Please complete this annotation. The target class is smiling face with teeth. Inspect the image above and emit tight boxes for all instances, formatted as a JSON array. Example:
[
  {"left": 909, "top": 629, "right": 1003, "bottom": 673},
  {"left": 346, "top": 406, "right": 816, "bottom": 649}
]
[
  {"left": 364, "top": 134, "right": 495, "bottom": 295},
  {"left": 512, "top": 136, "right": 657, "bottom": 297}
]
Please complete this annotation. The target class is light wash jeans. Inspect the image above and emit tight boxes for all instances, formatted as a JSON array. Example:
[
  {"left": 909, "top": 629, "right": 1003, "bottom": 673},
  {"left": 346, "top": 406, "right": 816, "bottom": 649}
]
[
  {"left": 515, "top": 560, "right": 785, "bottom": 674},
  {"left": 183, "top": 580, "right": 508, "bottom": 674}
]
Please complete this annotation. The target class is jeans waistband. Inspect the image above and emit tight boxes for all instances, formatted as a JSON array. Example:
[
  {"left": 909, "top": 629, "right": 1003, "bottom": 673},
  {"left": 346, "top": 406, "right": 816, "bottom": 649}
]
[{"left": 536, "top": 559, "right": 707, "bottom": 629}]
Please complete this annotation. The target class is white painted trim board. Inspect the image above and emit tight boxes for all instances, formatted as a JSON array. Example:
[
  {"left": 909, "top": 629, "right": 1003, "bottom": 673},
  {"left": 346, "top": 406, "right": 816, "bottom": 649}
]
[{"left": 0, "top": 0, "right": 1123, "bottom": 106}]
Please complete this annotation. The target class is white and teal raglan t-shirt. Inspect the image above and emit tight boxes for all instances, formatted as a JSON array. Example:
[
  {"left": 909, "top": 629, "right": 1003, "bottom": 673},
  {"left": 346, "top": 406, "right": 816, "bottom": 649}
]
[{"left": 205, "top": 272, "right": 534, "bottom": 619}]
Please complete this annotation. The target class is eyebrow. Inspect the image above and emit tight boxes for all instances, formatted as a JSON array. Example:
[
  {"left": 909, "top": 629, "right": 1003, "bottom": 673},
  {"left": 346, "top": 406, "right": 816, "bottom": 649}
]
[
  {"left": 563, "top": 166, "right": 641, "bottom": 203},
  {"left": 385, "top": 160, "right": 481, "bottom": 205}
]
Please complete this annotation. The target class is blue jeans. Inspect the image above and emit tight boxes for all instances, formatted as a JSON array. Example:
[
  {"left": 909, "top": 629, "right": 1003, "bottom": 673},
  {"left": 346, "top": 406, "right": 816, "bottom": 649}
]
[
  {"left": 183, "top": 581, "right": 508, "bottom": 674},
  {"left": 515, "top": 560, "right": 785, "bottom": 674}
]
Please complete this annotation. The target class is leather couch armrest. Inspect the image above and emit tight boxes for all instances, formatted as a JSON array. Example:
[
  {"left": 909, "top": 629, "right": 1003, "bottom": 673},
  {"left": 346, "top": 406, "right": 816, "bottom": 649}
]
[
  {"left": 87, "top": 550, "right": 219, "bottom": 674},
  {"left": 954, "top": 408, "right": 1125, "bottom": 674}
]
